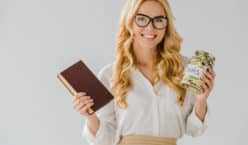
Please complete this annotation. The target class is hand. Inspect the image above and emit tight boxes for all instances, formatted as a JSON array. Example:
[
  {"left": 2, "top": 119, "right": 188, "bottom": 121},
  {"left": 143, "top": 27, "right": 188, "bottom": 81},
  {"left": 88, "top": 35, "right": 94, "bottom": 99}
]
[
  {"left": 72, "top": 92, "right": 95, "bottom": 117},
  {"left": 197, "top": 68, "right": 216, "bottom": 101}
]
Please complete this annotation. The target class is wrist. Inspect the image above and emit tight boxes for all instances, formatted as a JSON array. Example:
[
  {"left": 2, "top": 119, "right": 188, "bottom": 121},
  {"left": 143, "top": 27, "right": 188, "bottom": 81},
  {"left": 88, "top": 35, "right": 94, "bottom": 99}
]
[
  {"left": 196, "top": 95, "right": 207, "bottom": 103},
  {"left": 87, "top": 113, "right": 97, "bottom": 121}
]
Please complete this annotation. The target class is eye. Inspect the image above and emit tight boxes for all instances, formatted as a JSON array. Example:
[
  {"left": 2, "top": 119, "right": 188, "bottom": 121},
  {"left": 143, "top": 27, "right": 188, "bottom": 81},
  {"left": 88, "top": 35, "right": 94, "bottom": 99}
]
[
  {"left": 135, "top": 15, "right": 150, "bottom": 26},
  {"left": 153, "top": 16, "right": 167, "bottom": 29},
  {"left": 154, "top": 17, "right": 165, "bottom": 23},
  {"left": 136, "top": 16, "right": 148, "bottom": 22}
]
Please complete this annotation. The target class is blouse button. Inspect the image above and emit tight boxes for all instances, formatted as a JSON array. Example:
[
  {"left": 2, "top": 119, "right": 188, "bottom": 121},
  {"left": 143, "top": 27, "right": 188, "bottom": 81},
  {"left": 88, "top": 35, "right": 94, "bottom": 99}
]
[{"left": 153, "top": 87, "right": 160, "bottom": 96}]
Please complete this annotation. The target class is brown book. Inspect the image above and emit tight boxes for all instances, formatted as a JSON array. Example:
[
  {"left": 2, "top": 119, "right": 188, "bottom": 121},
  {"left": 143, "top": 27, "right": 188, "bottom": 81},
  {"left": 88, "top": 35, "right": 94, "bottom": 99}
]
[{"left": 57, "top": 60, "right": 114, "bottom": 115}]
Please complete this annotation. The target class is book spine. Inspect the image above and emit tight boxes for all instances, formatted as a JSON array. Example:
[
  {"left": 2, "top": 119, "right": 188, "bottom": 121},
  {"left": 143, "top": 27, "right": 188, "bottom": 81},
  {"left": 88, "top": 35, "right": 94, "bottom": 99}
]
[{"left": 57, "top": 74, "right": 77, "bottom": 95}]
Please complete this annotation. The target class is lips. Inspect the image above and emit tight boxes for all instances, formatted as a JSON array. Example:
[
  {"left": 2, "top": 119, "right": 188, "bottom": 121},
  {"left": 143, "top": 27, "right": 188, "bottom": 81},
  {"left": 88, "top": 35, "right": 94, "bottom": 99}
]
[{"left": 141, "top": 34, "right": 157, "bottom": 39}]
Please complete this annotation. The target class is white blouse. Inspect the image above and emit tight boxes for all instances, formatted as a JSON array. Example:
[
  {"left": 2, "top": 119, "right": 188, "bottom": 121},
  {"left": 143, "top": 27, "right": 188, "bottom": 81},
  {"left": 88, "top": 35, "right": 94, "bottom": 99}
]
[{"left": 82, "top": 58, "right": 209, "bottom": 145}]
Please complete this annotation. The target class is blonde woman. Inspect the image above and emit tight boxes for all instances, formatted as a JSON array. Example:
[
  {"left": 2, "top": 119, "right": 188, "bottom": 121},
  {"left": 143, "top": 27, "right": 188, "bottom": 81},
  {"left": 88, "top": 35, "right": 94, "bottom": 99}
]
[{"left": 72, "top": 0, "right": 216, "bottom": 145}]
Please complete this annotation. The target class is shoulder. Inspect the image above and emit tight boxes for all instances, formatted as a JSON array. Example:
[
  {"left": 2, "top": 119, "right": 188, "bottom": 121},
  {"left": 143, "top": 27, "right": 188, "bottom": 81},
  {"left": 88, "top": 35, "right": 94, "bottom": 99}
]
[
  {"left": 180, "top": 55, "right": 190, "bottom": 66},
  {"left": 97, "top": 63, "right": 114, "bottom": 78},
  {"left": 181, "top": 55, "right": 190, "bottom": 63},
  {"left": 97, "top": 63, "right": 114, "bottom": 88}
]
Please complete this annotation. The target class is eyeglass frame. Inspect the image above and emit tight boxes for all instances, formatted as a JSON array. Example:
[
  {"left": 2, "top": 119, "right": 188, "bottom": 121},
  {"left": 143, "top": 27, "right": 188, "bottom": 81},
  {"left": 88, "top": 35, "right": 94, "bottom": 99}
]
[{"left": 134, "top": 13, "right": 168, "bottom": 30}]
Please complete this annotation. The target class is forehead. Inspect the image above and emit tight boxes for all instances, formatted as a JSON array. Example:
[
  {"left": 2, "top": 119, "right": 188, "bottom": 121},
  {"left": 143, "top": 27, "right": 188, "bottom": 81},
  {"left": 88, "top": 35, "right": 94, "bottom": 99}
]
[{"left": 137, "top": 1, "right": 165, "bottom": 17}]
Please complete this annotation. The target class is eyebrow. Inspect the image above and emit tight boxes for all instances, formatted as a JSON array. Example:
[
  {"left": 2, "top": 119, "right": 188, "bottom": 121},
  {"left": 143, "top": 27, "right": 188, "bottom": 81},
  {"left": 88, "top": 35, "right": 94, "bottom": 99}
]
[{"left": 136, "top": 13, "right": 167, "bottom": 18}]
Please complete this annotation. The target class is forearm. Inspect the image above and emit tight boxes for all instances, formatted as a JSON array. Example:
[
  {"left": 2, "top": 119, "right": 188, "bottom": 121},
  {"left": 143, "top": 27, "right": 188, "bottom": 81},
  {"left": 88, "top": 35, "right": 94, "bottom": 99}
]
[
  {"left": 87, "top": 114, "right": 100, "bottom": 137},
  {"left": 195, "top": 98, "right": 207, "bottom": 122}
]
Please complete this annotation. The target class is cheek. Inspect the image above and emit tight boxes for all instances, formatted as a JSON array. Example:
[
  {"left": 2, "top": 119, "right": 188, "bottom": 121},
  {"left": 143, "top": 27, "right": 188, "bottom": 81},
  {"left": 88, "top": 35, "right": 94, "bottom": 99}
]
[
  {"left": 132, "top": 27, "right": 143, "bottom": 43},
  {"left": 132, "top": 25, "right": 141, "bottom": 37},
  {"left": 156, "top": 30, "right": 165, "bottom": 42}
]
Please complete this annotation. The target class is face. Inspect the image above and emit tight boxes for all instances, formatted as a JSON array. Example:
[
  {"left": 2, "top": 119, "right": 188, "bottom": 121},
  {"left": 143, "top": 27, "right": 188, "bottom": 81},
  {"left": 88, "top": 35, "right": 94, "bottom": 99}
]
[{"left": 132, "top": 1, "right": 167, "bottom": 51}]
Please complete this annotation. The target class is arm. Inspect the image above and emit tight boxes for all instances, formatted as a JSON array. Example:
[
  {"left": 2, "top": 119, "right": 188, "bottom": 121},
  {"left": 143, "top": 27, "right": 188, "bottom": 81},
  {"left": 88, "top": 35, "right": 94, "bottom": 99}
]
[
  {"left": 185, "top": 96, "right": 209, "bottom": 137},
  {"left": 87, "top": 114, "right": 100, "bottom": 137},
  {"left": 186, "top": 68, "right": 215, "bottom": 137},
  {"left": 82, "top": 64, "right": 117, "bottom": 145},
  {"left": 83, "top": 100, "right": 117, "bottom": 145},
  {"left": 195, "top": 98, "right": 207, "bottom": 122}
]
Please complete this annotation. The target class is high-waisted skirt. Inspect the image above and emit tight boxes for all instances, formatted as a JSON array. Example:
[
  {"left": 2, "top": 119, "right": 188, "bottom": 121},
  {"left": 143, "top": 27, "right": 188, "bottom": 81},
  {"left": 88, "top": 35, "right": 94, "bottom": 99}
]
[{"left": 117, "top": 134, "right": 177, "bottom": 145}]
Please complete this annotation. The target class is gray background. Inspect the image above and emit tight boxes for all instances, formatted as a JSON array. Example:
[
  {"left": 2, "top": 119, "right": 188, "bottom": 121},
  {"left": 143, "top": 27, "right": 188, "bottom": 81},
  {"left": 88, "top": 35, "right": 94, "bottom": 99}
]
[{"left": 1, "top": 0, "right": 247, "bottom": 145}]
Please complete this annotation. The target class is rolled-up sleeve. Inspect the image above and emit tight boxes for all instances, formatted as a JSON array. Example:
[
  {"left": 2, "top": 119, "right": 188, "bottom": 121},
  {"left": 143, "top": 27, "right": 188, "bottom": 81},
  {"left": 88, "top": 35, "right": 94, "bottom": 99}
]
[
  {"left": 186, "top": 92, "right": 210, "bottom": 137},
  {"left": 82, "top": 100, "right": 117, "bottom": 145},
  {"left": 82, "top": 64, "right": 117, "bottom": 145}
]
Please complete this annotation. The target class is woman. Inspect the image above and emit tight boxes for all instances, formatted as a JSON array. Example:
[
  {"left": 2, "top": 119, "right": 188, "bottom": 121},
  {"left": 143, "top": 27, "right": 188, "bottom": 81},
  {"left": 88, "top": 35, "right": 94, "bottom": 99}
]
[{"left": 72, "top": 0, "right": 216, "bottom": 145}]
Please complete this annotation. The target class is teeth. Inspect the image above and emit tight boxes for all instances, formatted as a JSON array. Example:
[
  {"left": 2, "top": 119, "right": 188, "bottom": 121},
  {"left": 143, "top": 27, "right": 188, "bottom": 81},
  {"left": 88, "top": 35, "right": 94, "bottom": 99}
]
[{"left": 142, "top": 34, "right": 156, "bottom": 39}]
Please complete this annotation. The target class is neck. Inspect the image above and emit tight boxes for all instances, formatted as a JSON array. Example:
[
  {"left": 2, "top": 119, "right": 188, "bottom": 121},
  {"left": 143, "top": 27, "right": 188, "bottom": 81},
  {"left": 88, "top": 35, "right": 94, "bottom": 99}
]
[{"left": 133, "top": 42, "right": 156, "bottom": 69}]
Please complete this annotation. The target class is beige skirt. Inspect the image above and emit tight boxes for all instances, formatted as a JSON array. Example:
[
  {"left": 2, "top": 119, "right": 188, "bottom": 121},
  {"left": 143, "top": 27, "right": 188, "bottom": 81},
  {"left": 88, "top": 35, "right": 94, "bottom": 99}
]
[{"left": 117, "top": 134, "right": 177, "bottom": 145}]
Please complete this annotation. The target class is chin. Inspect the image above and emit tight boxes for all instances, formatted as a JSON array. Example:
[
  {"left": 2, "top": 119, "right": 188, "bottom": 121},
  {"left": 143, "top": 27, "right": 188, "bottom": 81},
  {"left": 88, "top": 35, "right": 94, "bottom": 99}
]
[
  {"left": 140, "top": 41, "right": 158, "bottom": 49},
  {"left": 140, "top": 44, "right": 157, "bottom": 50}
]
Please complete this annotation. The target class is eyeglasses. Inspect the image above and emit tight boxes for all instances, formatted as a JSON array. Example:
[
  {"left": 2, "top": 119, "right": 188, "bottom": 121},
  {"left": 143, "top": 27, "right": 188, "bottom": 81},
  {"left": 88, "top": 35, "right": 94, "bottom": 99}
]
[{"left": 135, "top": 13, "right": 167, "bottom": 30}]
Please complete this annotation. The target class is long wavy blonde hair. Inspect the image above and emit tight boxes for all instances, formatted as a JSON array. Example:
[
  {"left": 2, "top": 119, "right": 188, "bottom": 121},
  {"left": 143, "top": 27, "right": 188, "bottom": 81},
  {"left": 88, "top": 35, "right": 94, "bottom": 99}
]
[{"left": 111, "top": 0, "right": 186, "bottom": 108}]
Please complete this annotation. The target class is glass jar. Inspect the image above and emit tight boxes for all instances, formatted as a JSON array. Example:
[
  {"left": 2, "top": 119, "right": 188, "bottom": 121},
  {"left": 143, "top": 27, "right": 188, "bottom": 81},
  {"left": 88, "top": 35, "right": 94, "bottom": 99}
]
[{"left": 181, "top": 50, "right": 215, "bottom": 94}]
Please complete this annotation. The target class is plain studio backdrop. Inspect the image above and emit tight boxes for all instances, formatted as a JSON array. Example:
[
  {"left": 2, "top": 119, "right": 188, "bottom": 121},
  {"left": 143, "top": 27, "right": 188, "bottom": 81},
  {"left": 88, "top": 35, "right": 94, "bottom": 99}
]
[{"left": 1, "top": 0, "right": 247, "bottom": 145}]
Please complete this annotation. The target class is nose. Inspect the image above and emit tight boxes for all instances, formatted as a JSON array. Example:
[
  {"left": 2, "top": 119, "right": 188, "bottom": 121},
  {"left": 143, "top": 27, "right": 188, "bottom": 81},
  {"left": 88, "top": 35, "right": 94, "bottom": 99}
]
[{"left": 145, "top": 21, "right": 155, "bottom": 31}]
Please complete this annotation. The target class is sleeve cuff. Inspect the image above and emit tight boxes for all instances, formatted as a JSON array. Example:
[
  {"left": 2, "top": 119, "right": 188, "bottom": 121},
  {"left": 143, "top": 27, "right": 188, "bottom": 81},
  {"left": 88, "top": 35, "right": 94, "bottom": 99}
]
[
  {"left": 191, "top": 101, "right": 209, "bottom": 127},
  {"left": 186, "top": 101, "right": 210, "bottom": 137},
  {"left": 82, "top": 114, "right": 106, "bottom": 144}
]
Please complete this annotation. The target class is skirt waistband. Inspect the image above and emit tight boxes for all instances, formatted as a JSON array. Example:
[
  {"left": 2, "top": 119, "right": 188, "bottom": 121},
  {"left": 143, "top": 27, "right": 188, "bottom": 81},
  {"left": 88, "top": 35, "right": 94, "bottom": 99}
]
[{"left": 117, "top": 134, "right": 177, "bottom": 145}]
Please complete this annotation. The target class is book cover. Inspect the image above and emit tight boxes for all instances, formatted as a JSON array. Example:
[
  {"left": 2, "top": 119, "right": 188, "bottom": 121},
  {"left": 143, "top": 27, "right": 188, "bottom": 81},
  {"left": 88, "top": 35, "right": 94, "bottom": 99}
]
[{"left": 57, "top": 60, "right": 114, "bottom": 115}]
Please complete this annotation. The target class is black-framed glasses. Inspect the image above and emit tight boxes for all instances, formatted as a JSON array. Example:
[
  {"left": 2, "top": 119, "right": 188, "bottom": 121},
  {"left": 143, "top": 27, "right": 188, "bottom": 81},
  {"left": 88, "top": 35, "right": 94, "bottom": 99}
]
[{"left": 135, "top": 13, "right": 167, "bottom": 30}]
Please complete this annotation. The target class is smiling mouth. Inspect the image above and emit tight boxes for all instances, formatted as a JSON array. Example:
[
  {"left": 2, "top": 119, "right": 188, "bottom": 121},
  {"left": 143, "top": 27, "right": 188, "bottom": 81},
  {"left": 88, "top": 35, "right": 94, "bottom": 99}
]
[{"left": 141, "top": 34, "right": 157, "bottom": 39}]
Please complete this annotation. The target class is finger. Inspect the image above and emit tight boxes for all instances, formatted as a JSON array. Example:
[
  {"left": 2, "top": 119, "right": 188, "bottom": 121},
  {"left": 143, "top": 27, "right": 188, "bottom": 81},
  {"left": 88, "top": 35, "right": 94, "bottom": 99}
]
[
  {"left": 201, "top": 81, "right": 209, "bottom": 93},
  {"left": 72, "top": 95, "right": 90, "bottom": 105},
  {"left": 201, "top": 75, "right": 211, "bottom": 89},
  {"left": 83, "top": 98, "right": 94, "bottom": 105},
  {"left": 80, "top": 102, "right": 94, "bottom": 115},
  {"left": 208, "top": 68, "right": 216, "bottom": 79},
  {"left": 204, "top": 69, "right": 214, "bottom": 81},
  {"left": 211, "top": 69, "right": 216, "bottom": 78},
  {"left": 74, "top": 102, "right": 84, "bottom": 111},
  {"left": 77, "top": 96, "right": 90, "bottom": 104},
  {"left": 75, "top": 98, "right": 93, "bottom": 111},
  {"left": 72, "top": 96, "right": 88, "bottom": 107},
  {"left": 80, "top": 96, "right": 91, "bottom": 102},
  {"left": 202, "top": 74, "right": 214, "bottom": 91},
  {"left": 72, "top": 98, "right": 80, "bottom": 107},
  {"left": 207, "top": 70, "right": 215, "bottom": 88},
  {"left": 74, "top": 92, "right": 86, "bottom": 98}
]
